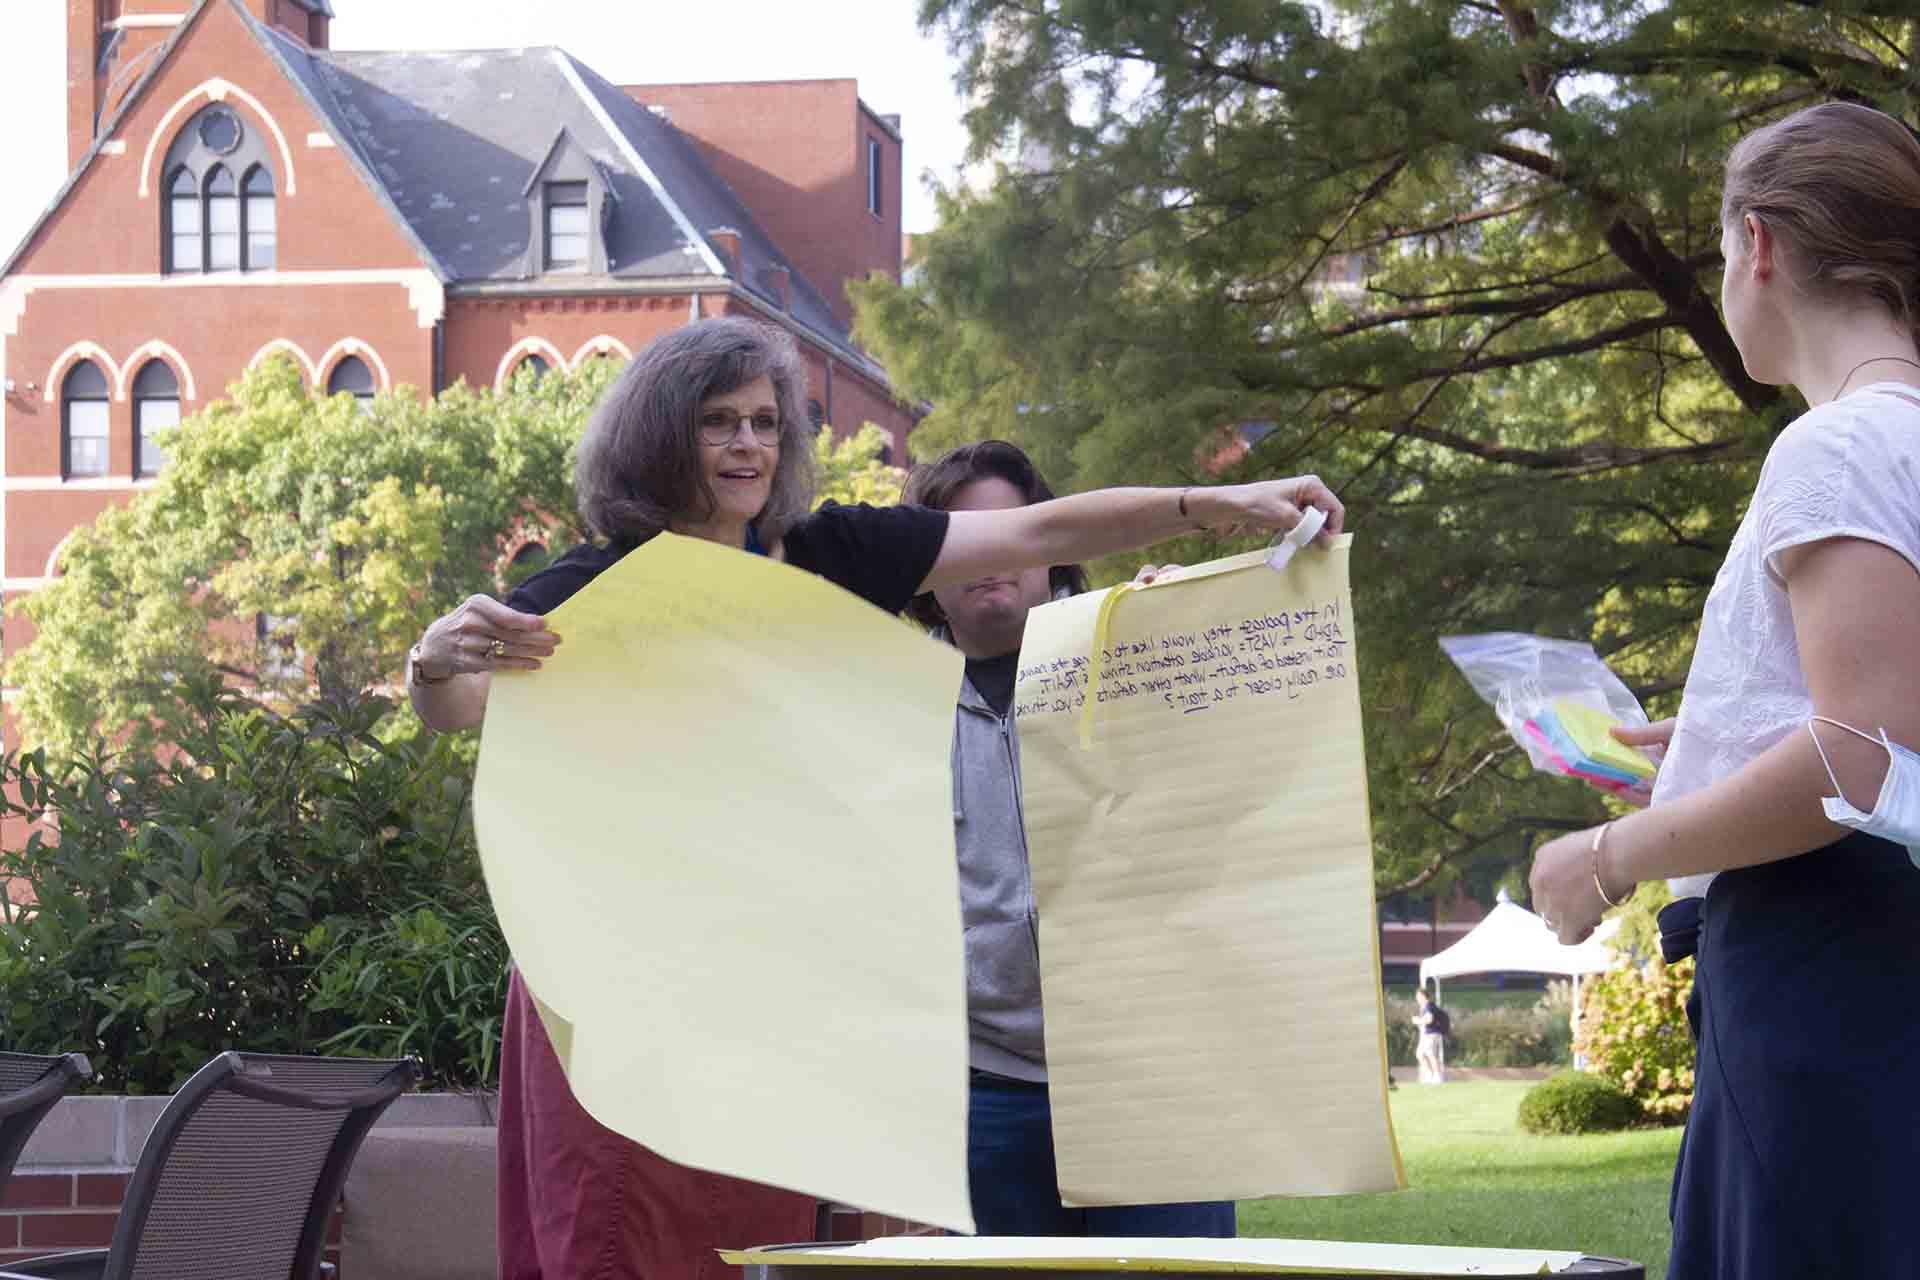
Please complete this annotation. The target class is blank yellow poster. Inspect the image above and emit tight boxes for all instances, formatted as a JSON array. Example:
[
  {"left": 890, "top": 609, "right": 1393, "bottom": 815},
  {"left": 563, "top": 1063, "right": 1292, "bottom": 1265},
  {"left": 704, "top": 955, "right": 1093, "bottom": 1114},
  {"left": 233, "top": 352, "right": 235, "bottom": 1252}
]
[
  {"left": 1014, "top": 537, "right": 1402, "bottom": 1206},
  {"left": 472, "top": 532, "right": 974, "bottom": 1234}
]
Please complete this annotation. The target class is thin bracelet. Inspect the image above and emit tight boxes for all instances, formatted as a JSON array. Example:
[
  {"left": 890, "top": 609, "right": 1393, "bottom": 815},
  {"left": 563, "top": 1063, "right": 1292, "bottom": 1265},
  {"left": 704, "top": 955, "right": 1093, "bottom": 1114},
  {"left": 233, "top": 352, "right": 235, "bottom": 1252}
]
[
  {"left": 1591, "top": 821, "right": 1630, "bottom": 908},
  {"left": 1178, "top": 488, "right": 1192, "bottom": 521}
]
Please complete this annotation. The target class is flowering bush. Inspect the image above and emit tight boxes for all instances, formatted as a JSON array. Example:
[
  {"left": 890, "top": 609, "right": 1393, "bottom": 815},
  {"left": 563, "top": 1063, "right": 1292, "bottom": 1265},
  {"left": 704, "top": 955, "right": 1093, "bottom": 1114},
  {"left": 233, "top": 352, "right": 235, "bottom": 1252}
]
[{"left": 1575, "top": 957, "right": 1696, "bottom": 1122}]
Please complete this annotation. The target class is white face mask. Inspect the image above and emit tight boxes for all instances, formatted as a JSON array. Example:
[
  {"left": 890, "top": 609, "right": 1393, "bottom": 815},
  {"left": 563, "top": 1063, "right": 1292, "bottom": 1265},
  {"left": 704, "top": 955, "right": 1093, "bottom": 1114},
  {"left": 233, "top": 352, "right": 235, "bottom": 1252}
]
[{"left": 1806, "top": 716, "right": 1920, "bottom": 870}]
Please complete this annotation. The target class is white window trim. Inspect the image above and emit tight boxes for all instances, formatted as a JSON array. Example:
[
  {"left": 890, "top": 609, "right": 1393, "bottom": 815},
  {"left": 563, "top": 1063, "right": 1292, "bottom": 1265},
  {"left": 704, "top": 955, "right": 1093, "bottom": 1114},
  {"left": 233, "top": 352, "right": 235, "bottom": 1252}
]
[
  {"left": 247, "top": 339, "right": 319, "bottom": 384},
  {"left": 44, "top": 342, "right": 123, "bottom": 404},
  {"left": 119, "top": 341, "right": 197, "bottom": 403},
  {"left": 139, "top": 79, "right": 298, "bottom": 199},
  {"left": 492, "top": 337, "right": 568, "bottom": 392},
  {"left": 570, "top": 335, "right": 632, "bottom": 368},
  {"left": 317, "top": 339, "right": 392, "bottom": 395}
]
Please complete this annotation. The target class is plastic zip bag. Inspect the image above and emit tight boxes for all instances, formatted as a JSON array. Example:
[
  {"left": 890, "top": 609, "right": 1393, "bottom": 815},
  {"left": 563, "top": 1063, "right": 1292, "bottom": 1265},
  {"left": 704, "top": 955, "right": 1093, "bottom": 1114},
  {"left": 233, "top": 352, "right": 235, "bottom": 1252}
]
[{"left": 1438, "top": 632, "right": 1659, "bottom": 799}]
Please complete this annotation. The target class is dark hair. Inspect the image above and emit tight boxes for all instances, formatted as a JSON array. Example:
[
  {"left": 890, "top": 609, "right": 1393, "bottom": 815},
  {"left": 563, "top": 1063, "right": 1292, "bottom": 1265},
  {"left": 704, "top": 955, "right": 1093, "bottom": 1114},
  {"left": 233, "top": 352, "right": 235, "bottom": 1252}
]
[
  {"left": 1723, "top": 102, "right": 1920, "bottom": 341},
  {"left": 900, "top": 440, "right": 1089, "bottom": 629},
  {"left": 574, "top": 318, "right": 816, "bottom": 547}
]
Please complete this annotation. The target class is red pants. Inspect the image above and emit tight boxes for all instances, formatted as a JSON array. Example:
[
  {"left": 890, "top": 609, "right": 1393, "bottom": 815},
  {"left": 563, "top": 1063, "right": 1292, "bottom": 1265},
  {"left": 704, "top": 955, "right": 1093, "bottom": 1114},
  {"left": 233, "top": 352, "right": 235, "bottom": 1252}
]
[{"left": 497, "top": 970, "right": 818, "bottom": 1279}]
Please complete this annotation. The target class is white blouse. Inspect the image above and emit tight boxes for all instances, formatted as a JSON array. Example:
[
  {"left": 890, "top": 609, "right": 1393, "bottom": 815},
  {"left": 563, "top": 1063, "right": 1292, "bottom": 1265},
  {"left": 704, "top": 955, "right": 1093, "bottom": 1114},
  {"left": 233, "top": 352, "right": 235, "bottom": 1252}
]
[{"left": 1656, "top": 383, "right": 1920, "bottom": 896}]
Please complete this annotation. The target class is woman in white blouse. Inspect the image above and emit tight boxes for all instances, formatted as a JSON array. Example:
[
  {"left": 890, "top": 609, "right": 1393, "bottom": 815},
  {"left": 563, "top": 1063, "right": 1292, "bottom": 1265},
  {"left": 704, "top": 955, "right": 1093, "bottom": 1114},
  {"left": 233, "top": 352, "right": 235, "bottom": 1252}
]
[{"left": 1530, "top": 102, "right": 1920, "bottom": 1279}]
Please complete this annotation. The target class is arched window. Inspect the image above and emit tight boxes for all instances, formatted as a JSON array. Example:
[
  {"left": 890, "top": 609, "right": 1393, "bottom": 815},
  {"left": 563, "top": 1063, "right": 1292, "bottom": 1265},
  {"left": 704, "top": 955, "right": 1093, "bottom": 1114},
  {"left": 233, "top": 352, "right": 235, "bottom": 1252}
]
[
  {"left": 244, "top": 166, "right": 276, "bottom": 269},
  {"left": 327, "top": 355, "right": 376, "bottom": 408},
  {"left": 133, "top": 361, "right": 180, "bottom": 478},
  {"left": 61, "top": 361, "right": 111, "bottom": 479},
  {"left": 163, "top": 105, "right": 278, "bottom": 276},
  {"left": 206, "top": 166, "right": 239, "bottom": 271},
  {"left": 167, "top": 168, "right": 201, "bottom": 273}
]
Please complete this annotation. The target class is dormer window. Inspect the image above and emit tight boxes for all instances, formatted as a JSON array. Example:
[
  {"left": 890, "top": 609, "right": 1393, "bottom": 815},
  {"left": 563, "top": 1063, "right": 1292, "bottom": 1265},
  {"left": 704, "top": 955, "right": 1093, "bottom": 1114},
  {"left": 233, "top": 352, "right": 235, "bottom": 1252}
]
[
  {"left": 163, "top": 105, "right": 278, "bottom": 274},
  {"left": 525, "top": 129, "right": 616, "bottom": 276},
  {"left": 545, "top": 182, "right": 590, "bottom": 271}
]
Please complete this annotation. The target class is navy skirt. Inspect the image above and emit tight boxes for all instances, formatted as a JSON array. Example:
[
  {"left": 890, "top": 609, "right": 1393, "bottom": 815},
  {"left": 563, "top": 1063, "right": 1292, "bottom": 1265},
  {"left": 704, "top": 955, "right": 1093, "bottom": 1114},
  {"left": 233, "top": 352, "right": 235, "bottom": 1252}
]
[{"left": 1668, "top": 831, "right": 1920, "bottom": 1279}]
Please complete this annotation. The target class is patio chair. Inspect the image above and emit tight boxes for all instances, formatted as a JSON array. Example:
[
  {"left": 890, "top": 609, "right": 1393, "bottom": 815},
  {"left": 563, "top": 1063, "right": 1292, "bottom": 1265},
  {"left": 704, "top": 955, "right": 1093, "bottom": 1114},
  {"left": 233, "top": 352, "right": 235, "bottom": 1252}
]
[
  {"left": 0, "top": 1051, "right": 420, "bottom": 1280},
  {"left": 0, "top": 1052, "right": 92, "bottom": 1193}
]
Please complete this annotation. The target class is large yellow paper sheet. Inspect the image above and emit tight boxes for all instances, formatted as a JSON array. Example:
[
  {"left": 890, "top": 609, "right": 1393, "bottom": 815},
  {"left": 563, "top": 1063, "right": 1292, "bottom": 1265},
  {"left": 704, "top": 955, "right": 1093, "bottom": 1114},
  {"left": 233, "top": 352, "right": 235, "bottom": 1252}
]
[
  {"left": 723, "top": 1236, "right": 1585, "bottom": 1275},
  {"left": 473, "top": 533, "right": 974, "bottom": 1233},
  {"left": 1014, "top": 537, "right": 1402, "bottom": 1205}
]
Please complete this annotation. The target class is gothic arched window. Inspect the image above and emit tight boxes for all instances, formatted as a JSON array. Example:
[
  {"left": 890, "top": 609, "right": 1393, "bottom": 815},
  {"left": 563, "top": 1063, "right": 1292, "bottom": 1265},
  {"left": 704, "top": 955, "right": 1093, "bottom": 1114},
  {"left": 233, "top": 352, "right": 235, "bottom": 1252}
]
[
  {"left": 62, "top": 361, "right": 111, "bottom": 480},
  {"left": 162, "top": 105, "right": 278, "bottom": 274},
  {"left": 327, "top": 355, "right": 377, "bottom": 408},
  {"left": 133, "top": 360, "right": 180, "bottom": 478}
]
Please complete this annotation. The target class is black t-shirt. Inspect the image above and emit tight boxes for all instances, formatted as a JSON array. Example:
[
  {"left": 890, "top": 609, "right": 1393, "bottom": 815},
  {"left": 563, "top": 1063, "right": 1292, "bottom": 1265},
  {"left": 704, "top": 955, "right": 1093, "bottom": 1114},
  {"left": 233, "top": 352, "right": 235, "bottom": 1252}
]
[
  {"left": 965, "top": 652, "right": 1021, "bottom": 717},
  {"left": 504, "top": 502, "right": 951, "bottom": 618}
]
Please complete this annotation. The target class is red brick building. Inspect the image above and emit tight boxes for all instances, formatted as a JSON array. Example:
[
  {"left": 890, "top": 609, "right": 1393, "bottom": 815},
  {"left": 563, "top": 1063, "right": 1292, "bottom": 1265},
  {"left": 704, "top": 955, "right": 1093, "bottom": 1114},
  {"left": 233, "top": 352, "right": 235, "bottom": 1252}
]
[{"left": 1, "top": 0, "right": 913, "bottom": 672}]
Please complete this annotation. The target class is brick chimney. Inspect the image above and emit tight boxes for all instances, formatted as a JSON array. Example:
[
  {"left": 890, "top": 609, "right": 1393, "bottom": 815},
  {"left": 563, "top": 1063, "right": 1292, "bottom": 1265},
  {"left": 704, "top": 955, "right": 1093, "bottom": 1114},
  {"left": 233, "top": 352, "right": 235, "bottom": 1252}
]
[
  {"left": 243, "top": 0, "right": 331, "bottom": 46},
  {"left": 68, "top": 2, "right": 329, "bottom": 170},
  {"left": 68, "top": 2, "right": 224, "bottom": 170}
]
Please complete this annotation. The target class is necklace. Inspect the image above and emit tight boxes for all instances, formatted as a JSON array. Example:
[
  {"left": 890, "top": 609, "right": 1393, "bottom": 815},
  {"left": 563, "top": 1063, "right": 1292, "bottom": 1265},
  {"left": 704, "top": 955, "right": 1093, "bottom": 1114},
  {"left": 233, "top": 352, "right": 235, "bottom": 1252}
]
[{"left": 1832, "top": 355, "right": 1920, "bottom": 400}]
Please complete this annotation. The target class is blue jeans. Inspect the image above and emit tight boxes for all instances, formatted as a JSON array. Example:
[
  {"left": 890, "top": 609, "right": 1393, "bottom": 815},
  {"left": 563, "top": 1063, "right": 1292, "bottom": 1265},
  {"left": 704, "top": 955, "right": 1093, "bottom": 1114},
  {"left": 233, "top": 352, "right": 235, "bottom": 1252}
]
[{"left": 968, "top": 1074, "right": 1237, "bottom": 1237}]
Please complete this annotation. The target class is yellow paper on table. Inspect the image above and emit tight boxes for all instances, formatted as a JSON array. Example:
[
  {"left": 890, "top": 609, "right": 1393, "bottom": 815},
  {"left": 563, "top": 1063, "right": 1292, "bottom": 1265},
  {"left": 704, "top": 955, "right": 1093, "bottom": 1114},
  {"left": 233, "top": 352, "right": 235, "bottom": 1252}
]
[
  {"left": 723, "top": 1235, "right": 1586, "bottom": 1275},
  {"left": 473, "top": 532, "right": 974, "bottom": 1234},
  {"left": 1013, "top": 536, "right": 1402, "bottom": 1206}
]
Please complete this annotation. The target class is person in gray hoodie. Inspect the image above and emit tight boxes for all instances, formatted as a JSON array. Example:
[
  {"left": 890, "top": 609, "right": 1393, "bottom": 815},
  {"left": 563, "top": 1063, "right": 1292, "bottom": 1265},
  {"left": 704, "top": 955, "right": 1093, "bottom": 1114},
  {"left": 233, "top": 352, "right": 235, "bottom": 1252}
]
[{"left": 903, "top": 441, "right": 1235, "bottom": 1238}]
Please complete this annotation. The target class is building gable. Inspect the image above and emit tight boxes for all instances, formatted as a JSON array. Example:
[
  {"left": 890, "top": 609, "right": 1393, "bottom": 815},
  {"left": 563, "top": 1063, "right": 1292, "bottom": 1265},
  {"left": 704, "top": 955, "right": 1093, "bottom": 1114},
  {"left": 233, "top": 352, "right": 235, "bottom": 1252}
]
[{"left": 5, "top": 0, "right": 433, "bottom": 282}]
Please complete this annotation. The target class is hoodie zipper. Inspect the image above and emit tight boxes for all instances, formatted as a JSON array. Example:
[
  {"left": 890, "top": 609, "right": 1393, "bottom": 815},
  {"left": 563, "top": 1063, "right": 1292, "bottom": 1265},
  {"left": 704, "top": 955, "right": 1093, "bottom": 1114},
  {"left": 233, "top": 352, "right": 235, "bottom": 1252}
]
[{"left": 999, "top": 708, "right": 1041, "bottom": 960}]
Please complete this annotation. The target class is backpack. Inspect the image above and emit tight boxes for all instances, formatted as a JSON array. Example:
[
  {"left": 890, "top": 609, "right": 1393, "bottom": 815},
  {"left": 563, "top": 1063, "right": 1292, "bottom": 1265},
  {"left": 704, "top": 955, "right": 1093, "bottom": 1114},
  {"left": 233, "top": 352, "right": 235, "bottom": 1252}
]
[{"left": 1427, "top": 1005, "right": 1451, "bottom": 1037}]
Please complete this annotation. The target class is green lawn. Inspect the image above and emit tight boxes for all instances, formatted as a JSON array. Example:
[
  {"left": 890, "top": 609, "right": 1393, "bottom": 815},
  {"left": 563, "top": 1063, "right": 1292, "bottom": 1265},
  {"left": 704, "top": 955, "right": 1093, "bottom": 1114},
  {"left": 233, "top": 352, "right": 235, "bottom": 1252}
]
[{"left": 1238, "top": 1082, "right": 1681, "bottom": 1279}]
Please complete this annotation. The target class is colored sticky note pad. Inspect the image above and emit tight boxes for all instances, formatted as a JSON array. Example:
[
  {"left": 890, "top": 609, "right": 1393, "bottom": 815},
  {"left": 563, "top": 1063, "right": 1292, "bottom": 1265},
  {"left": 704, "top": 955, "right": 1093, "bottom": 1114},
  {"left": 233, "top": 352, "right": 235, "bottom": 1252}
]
[
  {"left": 1550, "top": 698, "right": 1657, "bottom": 778},
  {"left": 1521, "top": 720, "right": 1642, "bottom": 790}
]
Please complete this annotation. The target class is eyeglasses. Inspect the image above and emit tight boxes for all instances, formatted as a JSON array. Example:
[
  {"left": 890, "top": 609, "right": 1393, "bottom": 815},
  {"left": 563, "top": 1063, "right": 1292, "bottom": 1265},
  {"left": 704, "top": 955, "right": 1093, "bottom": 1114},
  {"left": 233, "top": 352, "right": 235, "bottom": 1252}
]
[{"left": 697, "top": 410, "right": 782, "bottom": 447}]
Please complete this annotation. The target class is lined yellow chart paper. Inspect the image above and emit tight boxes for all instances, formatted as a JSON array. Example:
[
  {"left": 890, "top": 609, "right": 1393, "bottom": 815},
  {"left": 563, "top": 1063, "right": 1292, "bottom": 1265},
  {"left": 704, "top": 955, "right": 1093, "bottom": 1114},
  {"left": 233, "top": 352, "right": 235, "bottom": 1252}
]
[
  {"left": 723, "top": 1236, "right": 1585, "bottom": 1275},
  {"left": 1014, "top": 537, "right": 1402, "bottom": 1206},
  {"left": 473, "top": 533, "right": 974, "bottom": 1234}
]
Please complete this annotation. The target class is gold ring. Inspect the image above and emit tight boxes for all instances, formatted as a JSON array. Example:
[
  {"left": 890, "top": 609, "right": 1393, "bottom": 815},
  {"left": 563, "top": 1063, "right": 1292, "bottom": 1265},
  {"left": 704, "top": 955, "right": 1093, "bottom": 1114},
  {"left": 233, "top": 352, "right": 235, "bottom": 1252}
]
[{"left": 488, "top": 639, "right": 508, "bottom": 660}]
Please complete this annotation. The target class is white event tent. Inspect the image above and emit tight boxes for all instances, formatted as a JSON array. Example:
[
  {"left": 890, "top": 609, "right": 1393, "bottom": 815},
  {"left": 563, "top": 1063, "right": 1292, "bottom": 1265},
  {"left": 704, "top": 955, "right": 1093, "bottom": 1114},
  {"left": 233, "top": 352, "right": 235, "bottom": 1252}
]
[{"left": 1419, "top": 889, "right": 1624, "bottom": 1060}]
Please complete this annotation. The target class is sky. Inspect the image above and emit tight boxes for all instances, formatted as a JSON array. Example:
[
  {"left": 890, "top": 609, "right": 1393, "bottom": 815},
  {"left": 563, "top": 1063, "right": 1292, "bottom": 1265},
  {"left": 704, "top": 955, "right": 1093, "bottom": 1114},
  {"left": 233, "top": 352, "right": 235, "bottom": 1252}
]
[{"left": 0, "top": 0, "right": 977, "bottom": 261}]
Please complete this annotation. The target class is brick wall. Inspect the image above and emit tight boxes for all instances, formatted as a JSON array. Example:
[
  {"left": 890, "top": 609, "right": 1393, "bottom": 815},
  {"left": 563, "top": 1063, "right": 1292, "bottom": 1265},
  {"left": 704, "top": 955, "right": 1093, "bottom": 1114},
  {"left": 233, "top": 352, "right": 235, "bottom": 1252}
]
[{"left": 0, "top": 1170, "right": 346, "bottom": 1269}]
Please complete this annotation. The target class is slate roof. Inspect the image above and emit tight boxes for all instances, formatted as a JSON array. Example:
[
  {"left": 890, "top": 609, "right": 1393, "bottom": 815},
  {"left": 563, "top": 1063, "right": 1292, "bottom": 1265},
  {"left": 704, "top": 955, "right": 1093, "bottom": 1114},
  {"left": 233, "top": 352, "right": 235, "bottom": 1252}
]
[{"left": 259, "top": 28, "right": 856, "bottom": 356}]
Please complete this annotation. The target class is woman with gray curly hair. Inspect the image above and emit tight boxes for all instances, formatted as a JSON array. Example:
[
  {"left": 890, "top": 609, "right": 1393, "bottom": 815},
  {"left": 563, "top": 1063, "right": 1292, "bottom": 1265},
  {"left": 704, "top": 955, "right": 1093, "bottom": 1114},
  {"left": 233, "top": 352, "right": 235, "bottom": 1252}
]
[{"left": 405, "top": 316, "right": 1344, "bottom": 1279}]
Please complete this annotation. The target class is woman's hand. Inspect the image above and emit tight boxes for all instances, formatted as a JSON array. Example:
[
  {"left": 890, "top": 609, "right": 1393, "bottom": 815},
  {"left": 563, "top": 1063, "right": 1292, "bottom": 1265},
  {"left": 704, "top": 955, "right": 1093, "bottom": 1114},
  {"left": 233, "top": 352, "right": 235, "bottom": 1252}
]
[
  {"left": 415, "top": 595, "right": 561, "bottom": 679},
  {"left": 1529, "top": 827, "right": 1613, "bottom": 945},
  {"left": 1132, "top": 563, "right": 1184, "bottom": 586},
  {"left": 1611, "top": 717, "right": 1675, "bottom": 753},
  {"left": 1606, "top": 718, "right": 1673, "bottom": 808},
  {"left": 1193, "top": 476, "right": 1345, "bottom": 543}
]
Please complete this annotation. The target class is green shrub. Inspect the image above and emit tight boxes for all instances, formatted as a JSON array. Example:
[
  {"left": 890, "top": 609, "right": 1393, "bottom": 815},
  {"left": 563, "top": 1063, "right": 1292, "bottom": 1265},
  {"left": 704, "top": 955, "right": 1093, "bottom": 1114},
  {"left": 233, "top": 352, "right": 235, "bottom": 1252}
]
[
  {"left": 0, "top": 678, "right": 502, "bottom": 1092},
  {"left": 1452, "top": 1005, "right": 1557, "bottom": 1067},
  {"left": 1382, "top": 993, "right": 1419, "bottom": 1066},
  {"left": 1535, "top": 979, "right": 1575, "bottom": 1064},
  {"left": 1518, "top": 1069, "right": 1641, "bottom": 1134},
  {"left": 1577, "top": 958, "right": 1695, "bottom": 1123}
]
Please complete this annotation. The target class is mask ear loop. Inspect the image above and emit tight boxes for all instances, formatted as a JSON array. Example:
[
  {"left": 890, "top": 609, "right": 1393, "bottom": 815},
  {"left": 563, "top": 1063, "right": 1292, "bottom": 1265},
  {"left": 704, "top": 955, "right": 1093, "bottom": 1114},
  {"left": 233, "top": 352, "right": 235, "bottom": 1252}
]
[{"left": 1806, "top": 715, "right": 1891, "bottom": 811}]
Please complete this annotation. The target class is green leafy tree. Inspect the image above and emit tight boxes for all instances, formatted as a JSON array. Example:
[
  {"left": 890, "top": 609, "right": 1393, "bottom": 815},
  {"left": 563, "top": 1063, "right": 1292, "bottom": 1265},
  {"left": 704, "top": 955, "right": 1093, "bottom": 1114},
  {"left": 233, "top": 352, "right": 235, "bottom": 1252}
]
[
  {"left": 7, "top": 358, "right": 615, "bottom": 755},
  {"left": 814, "top": 423, "right": 909, "bottom": 506},
  {"left": 860, "top": 1, "right": 1919, "bottom": 893}
]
